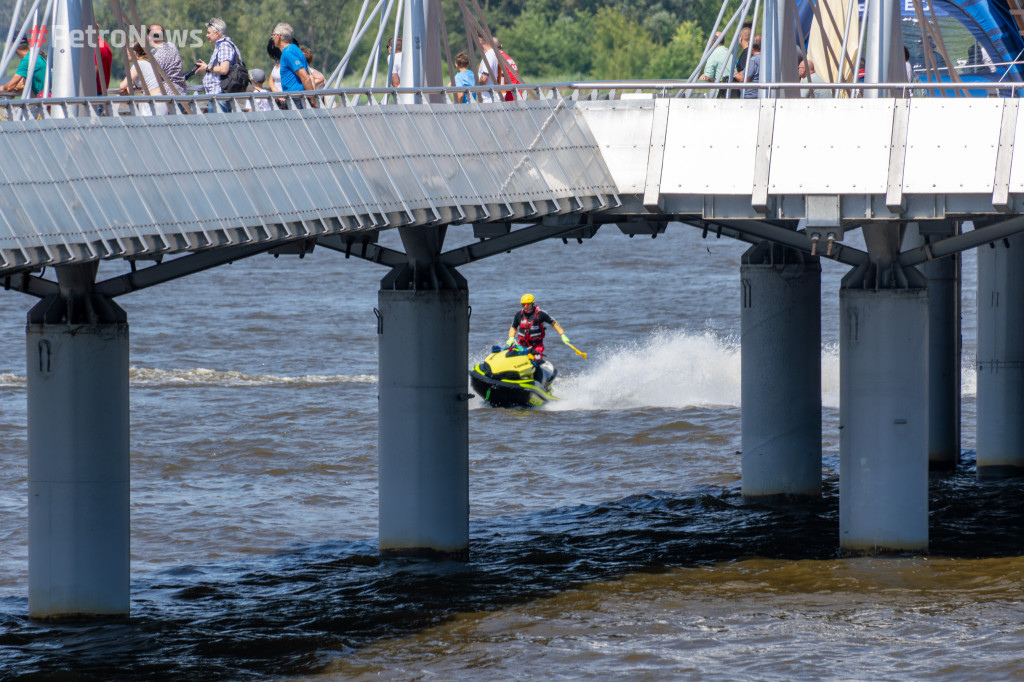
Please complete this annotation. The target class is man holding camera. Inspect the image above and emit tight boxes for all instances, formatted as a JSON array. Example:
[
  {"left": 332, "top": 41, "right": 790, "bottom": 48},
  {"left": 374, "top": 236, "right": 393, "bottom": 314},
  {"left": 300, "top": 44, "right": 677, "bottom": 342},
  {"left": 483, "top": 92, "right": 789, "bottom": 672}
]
[{"left": 194, "top": 17, "right": 239, "bottom": 111}]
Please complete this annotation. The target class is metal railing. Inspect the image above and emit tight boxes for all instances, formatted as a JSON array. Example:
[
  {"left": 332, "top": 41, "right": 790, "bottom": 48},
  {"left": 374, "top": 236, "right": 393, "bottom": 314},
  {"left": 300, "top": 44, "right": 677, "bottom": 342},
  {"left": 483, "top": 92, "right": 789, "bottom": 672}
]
[{"left": 2, "top": 77, "right": 1024, "bottom": 120}]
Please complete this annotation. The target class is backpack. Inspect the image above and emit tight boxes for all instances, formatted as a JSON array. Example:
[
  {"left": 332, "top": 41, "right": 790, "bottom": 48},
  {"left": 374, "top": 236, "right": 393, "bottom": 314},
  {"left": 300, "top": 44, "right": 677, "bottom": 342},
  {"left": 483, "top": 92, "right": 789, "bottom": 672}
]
[{"left": 219, "top": 40, "right": 249, "bottom": 93}]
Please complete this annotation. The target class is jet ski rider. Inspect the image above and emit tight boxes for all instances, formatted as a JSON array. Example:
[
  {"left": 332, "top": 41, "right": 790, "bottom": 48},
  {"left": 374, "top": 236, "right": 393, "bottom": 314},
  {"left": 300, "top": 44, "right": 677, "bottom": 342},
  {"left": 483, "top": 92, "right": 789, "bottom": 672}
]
[{"left": 507, "top": 293, "right": 571, "bottom": 361}]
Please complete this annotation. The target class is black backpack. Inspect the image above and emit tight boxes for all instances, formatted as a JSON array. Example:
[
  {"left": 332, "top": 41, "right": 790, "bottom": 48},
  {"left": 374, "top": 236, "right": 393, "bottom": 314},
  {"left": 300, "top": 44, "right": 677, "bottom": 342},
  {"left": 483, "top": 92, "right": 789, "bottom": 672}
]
[{"left": 219, "top": 40, "right": 249, "bottom": 93}]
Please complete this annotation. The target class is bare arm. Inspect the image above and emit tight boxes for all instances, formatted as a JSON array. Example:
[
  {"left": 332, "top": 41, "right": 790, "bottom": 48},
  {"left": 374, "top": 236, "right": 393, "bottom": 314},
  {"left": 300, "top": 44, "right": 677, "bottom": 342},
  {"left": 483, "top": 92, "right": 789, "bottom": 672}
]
[
  {"left": 390, "top": 72, "right": 400, "bottom": 87},
  {"left": 296, "top": 67, "right": 314, "bottom": 91},
  {"left": 0, "top": 74, "right": 25, "bottom": 92},
  {"left": 295, "top": 67, "right": 319, "bottom": 107}
]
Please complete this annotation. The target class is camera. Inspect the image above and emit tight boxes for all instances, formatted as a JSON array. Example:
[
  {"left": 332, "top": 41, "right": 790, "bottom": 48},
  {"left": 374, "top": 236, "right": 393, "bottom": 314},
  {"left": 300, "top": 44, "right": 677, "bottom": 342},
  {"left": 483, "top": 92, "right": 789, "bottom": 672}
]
[{"left": 183, "top": 62, "right": 201, "bottom": 80}]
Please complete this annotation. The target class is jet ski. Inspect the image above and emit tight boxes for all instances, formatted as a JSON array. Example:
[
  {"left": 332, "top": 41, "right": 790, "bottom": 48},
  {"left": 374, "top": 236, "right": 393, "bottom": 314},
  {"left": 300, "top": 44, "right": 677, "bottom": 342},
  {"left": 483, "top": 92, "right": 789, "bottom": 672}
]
[{"left": 469, "top": 344, "right": 558, "bottom": 407}]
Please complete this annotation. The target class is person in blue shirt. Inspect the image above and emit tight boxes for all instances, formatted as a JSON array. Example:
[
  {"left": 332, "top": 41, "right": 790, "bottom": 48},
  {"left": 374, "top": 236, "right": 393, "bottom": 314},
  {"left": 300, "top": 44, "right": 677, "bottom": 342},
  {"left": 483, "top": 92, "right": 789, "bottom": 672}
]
[
  {"left": 454, "top": 51, "right": 474, "bottom": 102},
  {"left": 270, "top": 22, "right": 316, "bottom": 108}
]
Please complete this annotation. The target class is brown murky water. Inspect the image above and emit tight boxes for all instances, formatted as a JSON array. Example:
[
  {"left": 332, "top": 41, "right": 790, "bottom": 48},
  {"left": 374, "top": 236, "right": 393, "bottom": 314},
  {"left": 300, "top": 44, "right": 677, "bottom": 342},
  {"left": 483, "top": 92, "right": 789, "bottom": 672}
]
[{"left": 324, "top": 557, "right": 1024, "bottom": 680}]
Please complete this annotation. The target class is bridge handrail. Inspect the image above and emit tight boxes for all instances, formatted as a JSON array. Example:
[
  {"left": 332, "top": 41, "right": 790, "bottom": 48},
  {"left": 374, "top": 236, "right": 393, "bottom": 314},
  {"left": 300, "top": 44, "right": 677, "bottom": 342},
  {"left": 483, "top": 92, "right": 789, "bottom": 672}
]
[{"left": 1, "top": 78, "right": 1022, "bottom": 120}]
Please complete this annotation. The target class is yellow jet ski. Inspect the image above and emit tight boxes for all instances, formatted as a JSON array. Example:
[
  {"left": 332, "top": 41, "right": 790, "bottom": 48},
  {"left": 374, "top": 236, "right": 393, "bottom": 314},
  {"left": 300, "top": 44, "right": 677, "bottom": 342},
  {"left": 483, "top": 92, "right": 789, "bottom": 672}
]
[{"left": 469, "top": 344, "right": 558, "bottom": 408}]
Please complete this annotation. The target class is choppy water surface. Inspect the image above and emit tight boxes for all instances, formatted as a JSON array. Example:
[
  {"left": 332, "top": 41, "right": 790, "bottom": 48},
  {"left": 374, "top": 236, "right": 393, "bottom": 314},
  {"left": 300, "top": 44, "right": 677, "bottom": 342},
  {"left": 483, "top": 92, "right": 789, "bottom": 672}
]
[{"left": 0, "top": 226, "right": 1019, "bottom": 680}]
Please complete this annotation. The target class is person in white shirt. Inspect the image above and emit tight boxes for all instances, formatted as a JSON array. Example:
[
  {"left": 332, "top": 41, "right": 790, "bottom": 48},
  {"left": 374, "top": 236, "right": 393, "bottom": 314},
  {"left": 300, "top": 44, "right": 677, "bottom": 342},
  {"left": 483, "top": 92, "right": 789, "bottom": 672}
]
[
  {"left": 476, "top": 34, "right": 498, "bottom": 103},
  {"left": 387, "top": 36, "right": 402, "bottom": 86},
  {"left": 118, "top": 42, "right": 168, "bottom": 115}
]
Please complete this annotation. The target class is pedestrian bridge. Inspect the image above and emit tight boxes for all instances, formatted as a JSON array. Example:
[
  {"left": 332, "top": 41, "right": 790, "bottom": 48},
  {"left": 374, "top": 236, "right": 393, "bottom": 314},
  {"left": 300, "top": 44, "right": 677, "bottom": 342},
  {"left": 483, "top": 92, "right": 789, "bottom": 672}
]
[
  {"left": 3, "top": 84, "right": 1024, "bottom": 282},
  {"left": 6, "top": 83, "right": 1024, "bottom": 619}
]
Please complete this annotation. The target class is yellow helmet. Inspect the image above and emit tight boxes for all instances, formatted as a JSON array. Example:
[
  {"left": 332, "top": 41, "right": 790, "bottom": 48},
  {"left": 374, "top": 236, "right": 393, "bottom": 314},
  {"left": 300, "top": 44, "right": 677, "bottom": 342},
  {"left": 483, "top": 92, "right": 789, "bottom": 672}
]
[{"left": 520, "top": 293, "right": 535, "bottom": 305}]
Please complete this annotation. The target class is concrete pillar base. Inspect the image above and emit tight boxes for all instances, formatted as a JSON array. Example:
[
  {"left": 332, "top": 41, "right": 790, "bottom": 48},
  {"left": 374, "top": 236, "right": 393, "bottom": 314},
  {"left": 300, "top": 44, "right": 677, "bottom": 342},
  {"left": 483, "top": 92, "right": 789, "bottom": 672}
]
[
  {"left": 839, "top": 286, "right": 929, "bottom": 553},
  {"left": 904, "top": 222, "right": 961, "bottom": 471},
  {"left": 27, "top": 294, "right": 130, "bottom": 619},
  {"left": 741, "top": 243, "right": 822, "bottom": 499},
  {"left": 378, "top": 269, "right": 469, "bottom": 559},
  {"left": 976, "top": 235, "right": 1024, "bottom": 479}
]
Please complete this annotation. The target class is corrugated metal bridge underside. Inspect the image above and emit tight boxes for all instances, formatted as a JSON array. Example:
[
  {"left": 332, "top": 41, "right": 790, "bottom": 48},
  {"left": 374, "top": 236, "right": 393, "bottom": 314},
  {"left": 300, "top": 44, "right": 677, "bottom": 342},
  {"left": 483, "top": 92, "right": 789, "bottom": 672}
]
[
  {"left": 3, "top": 96, "right": 1024, "bottom": 280},
  {"left": 0, "top": 99, "right": 617, "bottom": 278}
]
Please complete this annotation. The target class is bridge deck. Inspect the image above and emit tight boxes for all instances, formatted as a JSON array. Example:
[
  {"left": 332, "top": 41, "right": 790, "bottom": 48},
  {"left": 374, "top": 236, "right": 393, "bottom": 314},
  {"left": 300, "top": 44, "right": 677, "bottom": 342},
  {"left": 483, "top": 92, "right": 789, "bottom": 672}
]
[
  {"left": 581, "top": 97, "right": 1024, "bottom": 222},
  {"left": 0, "top": 95, "right": 616, "bottom": 276},
  {"left": 2, "top": 89, "right": 1024, "bottom": 279}
]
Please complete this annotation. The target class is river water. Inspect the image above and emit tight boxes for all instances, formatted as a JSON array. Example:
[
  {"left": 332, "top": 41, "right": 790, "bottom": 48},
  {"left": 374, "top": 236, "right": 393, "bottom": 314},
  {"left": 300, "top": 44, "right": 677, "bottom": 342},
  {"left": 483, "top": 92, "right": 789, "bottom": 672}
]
[{"left": 0, "top": 225, "right": 1021, "bottom": 680}]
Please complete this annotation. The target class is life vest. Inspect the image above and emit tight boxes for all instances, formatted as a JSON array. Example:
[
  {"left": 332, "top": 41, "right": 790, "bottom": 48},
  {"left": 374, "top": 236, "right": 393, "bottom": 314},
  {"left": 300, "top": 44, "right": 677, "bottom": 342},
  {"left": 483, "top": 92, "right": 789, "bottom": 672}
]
[
  {"left": 516, "top": 307, "right": 546, "bottom": 346},
  {"left": 499, "top": 50, "right": 520, "bottom": 101}
]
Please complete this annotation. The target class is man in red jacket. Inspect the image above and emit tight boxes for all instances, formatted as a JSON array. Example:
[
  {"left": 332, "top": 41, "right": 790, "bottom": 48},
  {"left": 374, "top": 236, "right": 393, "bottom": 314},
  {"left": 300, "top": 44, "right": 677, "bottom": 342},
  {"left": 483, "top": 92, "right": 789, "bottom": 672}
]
[{"left": 507, "top": 293, "right": 570, "bottom": 361}]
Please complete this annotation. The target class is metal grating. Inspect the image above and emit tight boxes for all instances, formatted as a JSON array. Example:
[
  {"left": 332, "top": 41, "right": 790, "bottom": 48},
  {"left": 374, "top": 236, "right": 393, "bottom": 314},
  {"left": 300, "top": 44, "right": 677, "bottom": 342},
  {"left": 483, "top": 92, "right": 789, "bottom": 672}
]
[{"left": 0, "top": 97, "right": 619, "bottom": 274}]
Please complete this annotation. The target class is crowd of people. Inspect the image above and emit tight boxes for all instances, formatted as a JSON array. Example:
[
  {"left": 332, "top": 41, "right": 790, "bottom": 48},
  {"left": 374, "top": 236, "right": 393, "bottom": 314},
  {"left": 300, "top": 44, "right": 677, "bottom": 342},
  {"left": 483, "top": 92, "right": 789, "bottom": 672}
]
[
  {"left": 388, "top": 31, "right": 521, "bottom": 102},
  {"left": 0, "top": 19, "right": 323, "bottom": 113},
  {"left": 1, "top": 19, "right": 525, "bottom": 115},
  {"left": 696, "top": 21, "right": 925, "bottom": 99}
]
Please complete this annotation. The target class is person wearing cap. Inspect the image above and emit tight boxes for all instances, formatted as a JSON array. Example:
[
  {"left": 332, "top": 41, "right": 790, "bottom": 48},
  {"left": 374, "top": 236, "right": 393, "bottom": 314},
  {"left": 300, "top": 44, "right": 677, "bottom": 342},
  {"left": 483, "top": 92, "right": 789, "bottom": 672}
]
[
  {"left": 243, "top": 68, "right": 273, "bottom": 111},
  {"left": 507, "top": 294, "right": 569, "bottom": 361},
  {"left": 0, "top": 39, "right": 48, "bottom": 97}
]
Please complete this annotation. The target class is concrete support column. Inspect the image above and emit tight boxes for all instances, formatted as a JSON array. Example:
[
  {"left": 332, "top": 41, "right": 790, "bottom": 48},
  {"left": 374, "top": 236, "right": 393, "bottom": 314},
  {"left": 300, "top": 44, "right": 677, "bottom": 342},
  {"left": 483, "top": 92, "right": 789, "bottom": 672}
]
[
  {"left": 904, "top": 223, "right": 961, "bottom": 470},
  {"left": 741, "top": 243, "right": 822, "bottom": 498},
  {"left": 976, "top": 235, "right": 1024, "bottom": 478},
  {"left": 27, "top": 293, "right": 130, "bottom": 618},
  {"left": 378, "top": 265, "right": 469, "bottom": 559},
  {"left": 839, "top": 285, "right": 929, "bottom": 552}
]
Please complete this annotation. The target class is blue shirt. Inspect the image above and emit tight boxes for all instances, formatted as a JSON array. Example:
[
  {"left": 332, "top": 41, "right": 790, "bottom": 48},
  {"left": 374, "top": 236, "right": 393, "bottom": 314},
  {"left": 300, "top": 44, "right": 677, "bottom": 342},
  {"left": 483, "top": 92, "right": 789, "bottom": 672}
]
[
  {"left": 279, "top": 43, "right": 309, "bottom": 92},
  {"left": 455, "top": 69, "right": 475, "bottom": 102},
  {"left": 743, "top": 54, "right": 761, "bottom": 99}
]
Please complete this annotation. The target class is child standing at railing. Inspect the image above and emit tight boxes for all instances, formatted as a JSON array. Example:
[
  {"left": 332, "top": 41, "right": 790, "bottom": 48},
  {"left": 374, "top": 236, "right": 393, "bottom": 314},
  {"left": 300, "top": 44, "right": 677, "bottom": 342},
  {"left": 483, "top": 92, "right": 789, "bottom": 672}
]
[
  {"left": 242, "top": 69, "right": 274, "bottom": 112},
  {"left": 454, "top": 52, "right": 474, "bottom": 103}
]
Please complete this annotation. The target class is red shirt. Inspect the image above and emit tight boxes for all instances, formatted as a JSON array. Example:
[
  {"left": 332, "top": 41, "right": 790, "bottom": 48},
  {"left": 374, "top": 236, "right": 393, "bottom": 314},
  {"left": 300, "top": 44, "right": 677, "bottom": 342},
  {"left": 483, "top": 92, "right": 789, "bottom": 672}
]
[{"left": 95, "top": 39, "right": 112, "bottom": 95}]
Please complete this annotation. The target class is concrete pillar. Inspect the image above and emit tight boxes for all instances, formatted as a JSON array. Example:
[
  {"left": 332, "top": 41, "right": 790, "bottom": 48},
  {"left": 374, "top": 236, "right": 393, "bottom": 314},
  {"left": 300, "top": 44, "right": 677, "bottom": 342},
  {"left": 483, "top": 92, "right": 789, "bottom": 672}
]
[
  {"left": 904, "top": 223, "right": 961, "bottom": 470},
  {"left": 976, "top": 235, "right": 1024, "bottom": 478},
  {"left": 377, "top": 268, "right": 469, "bottom": 559},
  {"left": 27, "top": 293, "right": 130, "bottom": 618},
  {"left": 839, "top": 286, "right": 929, "bottom": 552},
  {"left": 741, "top": 243, "right": 822, "bottom": 498}
]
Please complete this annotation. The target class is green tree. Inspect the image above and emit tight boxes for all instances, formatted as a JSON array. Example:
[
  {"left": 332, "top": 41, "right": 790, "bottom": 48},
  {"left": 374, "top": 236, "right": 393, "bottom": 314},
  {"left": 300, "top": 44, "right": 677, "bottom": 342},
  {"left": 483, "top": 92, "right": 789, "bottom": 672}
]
[
  {"left": 501, "top": 6, "right": 593, "bottom": 79},
  {"left": 590, "top": 7, "right": 655, "bottom": 80},
  {"left": 645, "top": 19, "right": 703, "bottom": 78}
]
